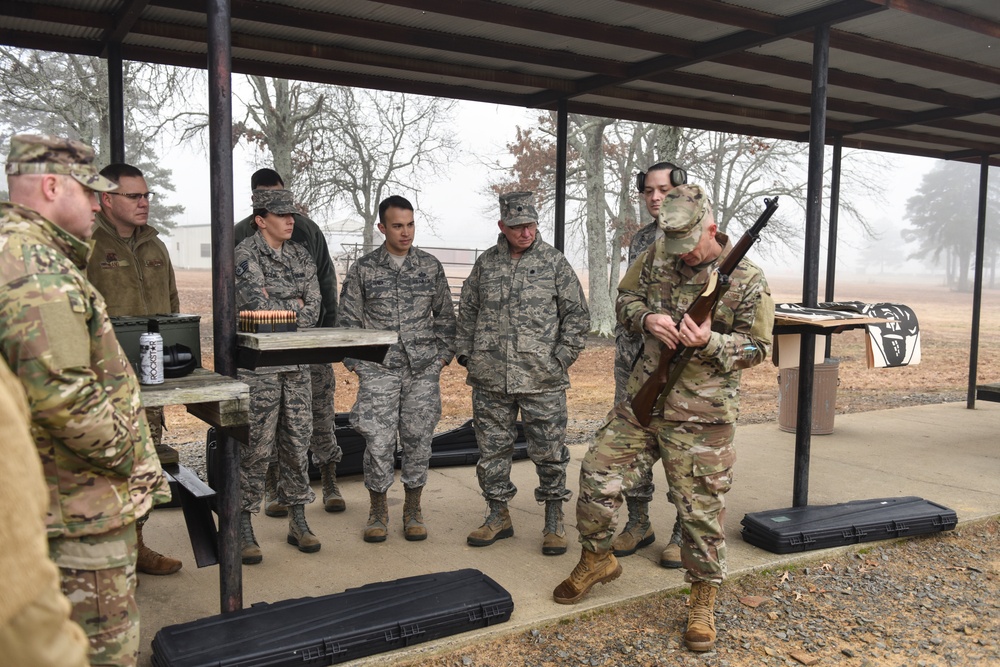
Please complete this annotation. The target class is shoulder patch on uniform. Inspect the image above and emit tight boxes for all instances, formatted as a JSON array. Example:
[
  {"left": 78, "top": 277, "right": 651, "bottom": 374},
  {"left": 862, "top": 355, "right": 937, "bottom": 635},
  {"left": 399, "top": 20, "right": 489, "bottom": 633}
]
[{"left": 235, "top": 259, "right": 249, "bottom": 277}]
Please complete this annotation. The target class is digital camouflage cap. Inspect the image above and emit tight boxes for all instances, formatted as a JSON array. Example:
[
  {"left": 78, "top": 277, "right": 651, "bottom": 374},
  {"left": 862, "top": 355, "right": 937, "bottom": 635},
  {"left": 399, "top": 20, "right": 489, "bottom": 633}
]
[
  {"left": 657, "top": 184, "right": 710, "bottom": 254},
  {"left": 499, "top": 190, "right": 538, "bottom": 227},
  {"left": 252, "top": 188, "right": 297, "bottom": 215},
  {"left": 4, "top": 133, "right": 118, "bottom": 192}
]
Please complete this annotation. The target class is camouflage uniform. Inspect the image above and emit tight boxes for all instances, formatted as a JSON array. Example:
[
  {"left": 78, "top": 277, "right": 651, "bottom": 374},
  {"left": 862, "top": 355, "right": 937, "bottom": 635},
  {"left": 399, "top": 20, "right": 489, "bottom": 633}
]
[
  {"left": 339, "top": 244, "right": 456, "bottom": 492},
  {"left": 0, "top": 355, "right": 89, "bottom": 667},
  {"left": 0, "top": 133, "right": 170, "bottom": 667},
  {"left": 577, "top": 186, "right": 774, "bottom": 585},
  {"left": 235, "top": 231, "right": 321, "bottom": 511},
  {"left": 456, "top": 227, "right": 589, "bottom": 504},
  {"left": 613, "top": 220, "right": 659, "bottom": 504},
  {"left": 235, "top": 211, "right": 341, "bottom": 468}
]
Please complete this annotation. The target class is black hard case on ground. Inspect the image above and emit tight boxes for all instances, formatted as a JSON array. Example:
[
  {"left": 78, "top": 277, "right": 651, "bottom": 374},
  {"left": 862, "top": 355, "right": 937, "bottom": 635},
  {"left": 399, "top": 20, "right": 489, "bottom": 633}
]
[
  {"left": 309, "top": 416, "right": 529, "bottom": 479},
  {"left": 740, "top": 496, "right": 957, "bottom": 554},
  {"left": 150, "top": 568, "right": 513, "bottom": 667}
]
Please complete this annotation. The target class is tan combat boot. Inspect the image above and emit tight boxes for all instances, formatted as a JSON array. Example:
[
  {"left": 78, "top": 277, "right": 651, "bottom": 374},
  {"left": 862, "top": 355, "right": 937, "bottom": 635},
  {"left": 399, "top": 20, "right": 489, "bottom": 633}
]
[
  {"left": 467, "top": 500, "right": 513, "bottom": 547},
  {"left": 136, "top": 522, "right": 182, "bottom": 575},
  {"left": 263, "top": 462, "right": 288, "bottom": 518},
  {"left": 552, "top": 548, "right": 622, "bottom": 604},
  {"left": 402, "top": 486, "right": 427, "bottom": 541},
  {"left": 287, "top": 504, "right": 321, "bottom": 553},
  {"left": 541, "top": 500, "right": 567, "bottom": 555},
  {"left": 363, "top": 490, "right": 389, "bottom": 543},
  {"left": 611, "top": 496, "right": 655, "bottom": 557},
  {"left": 320, "top": 462, "right": 346, "bottom": 513},
  {"left": 683, "top": 581, "right": 718, "bottom": 652},
  {"left": 240, "top": 511, "right": 262, "bottom": 565},
  {"left": 659, "top": 517, "right": 683, "bottom": 569}
]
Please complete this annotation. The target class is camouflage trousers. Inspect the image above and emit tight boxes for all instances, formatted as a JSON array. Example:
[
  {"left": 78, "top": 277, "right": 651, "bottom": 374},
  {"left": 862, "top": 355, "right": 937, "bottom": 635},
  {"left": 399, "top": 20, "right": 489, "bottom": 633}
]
[
  {"left": 308, "top": 363, "right": 341, "bottom": 466},
  {"left": 613, "top": 330, "right": 656, "bottom": 503},
  {"left": 350, "top": 361, "right": 442, "bottom": 493},
  {"left": 576, "top": 405, "right": 735, "bottom": 585},
  {"left": 471, "top": 387, "right": 572, "bottom": 504},
  {"left": 0, "top": 560, "right": 90, "bottom": 667},
  {"left": 49, "top": 523, "right": 139, "bottom": 667},
  {"left": 145, "top": 406, "right": 163, "bottom": 446},
  {"left": 239, "top": 368, "right": 315, "bottom": 512}
]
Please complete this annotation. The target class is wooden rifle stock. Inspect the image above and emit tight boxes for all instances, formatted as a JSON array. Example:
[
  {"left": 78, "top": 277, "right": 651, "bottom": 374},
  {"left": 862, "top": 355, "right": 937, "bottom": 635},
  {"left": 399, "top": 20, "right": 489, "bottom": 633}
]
[{"left": 630, "top": 196, "right": 779, "bottom": 427}]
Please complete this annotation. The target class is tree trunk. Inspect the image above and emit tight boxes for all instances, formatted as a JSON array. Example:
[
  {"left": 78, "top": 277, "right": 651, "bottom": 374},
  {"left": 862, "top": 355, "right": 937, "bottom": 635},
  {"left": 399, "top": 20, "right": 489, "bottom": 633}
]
[{"left": 580, "top": 118, "right": 614, "bottom": 336}]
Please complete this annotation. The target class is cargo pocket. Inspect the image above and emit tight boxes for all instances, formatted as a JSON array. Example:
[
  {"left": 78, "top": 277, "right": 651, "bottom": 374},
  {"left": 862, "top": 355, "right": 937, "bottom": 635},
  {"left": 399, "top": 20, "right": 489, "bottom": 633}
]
[
  {"left": 691, "top": 444, "right": 735, "bottom": 496},
  {"left": 50, "top": 526, "right": 136, "bottom": 642}
]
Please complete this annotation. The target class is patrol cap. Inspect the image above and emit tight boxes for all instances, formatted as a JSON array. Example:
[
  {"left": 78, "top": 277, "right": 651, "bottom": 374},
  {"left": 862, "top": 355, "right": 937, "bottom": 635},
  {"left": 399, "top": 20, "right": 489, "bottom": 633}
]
[
  {"left": 252, "top": 188, "right": 297, "bottom": 215},
  {"left": 499, "top": 190, "right": 538, "bottom": 227},
  {"left": 657, "top": 184, "right": 710, "bottom": 254},
  {"left": 4, "top": 133, "right": 118, "bottom": 192}
]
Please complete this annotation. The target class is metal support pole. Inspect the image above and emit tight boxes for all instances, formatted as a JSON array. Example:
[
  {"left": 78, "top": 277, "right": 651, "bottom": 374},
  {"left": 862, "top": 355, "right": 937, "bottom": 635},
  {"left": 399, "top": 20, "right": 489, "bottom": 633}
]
[
  {"left": 794, "top": 24, "right": 830, "bottom": 508},
  {"left": 107, "top": 42, "right": 125, "bottom": 163},
  {"left": 206, "top": 0, "right": 240, "bottom": 613},
  {"left": 554, "top": 99, "right": 568, "bottom": 253},
  {"left": 967, "top": 156, "right": 989, "bottom": 408},
  {"left": 824, "top": 138, "right": 843, "bottom": 360}
]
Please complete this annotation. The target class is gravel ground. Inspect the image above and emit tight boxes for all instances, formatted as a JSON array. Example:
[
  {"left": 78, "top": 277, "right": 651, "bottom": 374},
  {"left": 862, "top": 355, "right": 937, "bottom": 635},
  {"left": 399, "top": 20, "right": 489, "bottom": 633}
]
[{"left": 399, "top": 520, "right": 1000, "bottom": 667}]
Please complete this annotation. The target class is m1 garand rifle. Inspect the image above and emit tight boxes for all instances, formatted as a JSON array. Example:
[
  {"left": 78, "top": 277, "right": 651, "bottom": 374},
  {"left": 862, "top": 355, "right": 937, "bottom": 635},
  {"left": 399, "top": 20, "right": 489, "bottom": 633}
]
[{"left": 630, "top": 196, "right": 779, "bottom": 427}]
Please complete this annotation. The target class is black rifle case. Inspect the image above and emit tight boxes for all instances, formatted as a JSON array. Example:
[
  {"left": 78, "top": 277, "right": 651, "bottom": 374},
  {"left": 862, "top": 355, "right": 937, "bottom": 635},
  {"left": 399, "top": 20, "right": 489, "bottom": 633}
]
[
  {"left": 741, "top": 496, "right": 957, "bottom": 554},
  {"left": 151, "top": 568, "right": 513, "bottom": 667}
]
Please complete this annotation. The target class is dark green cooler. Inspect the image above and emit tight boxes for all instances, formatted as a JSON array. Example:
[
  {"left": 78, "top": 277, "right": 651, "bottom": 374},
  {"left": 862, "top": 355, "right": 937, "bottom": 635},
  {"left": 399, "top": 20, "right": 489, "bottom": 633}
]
[{"left": 111, "top": 314, "right": 202, "bottom": 373}]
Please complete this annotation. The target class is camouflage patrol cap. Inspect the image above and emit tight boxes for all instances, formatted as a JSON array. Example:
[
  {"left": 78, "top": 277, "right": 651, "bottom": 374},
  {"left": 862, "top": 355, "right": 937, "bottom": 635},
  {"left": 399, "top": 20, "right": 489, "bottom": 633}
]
[
  {"left": 252, "top": 188, "right": 297, "bottom": 215},
  {"left": 657, "top": 184, "right": 710, "bottom": 254},
  {"left": 4, "top": 134, "right": 118, "bottom": 192},
  {"left": 498, "top": 190, "right": 538, "bottom": 227}
]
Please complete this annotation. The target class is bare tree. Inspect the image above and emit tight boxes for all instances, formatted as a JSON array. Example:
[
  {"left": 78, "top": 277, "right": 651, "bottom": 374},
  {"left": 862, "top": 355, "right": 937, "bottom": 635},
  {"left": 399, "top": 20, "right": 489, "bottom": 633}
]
[
  {"left": 0, "top": 47, "right": 191, "bottom": 229},
  {"left": 233, "top": 82, "right": 457, "bottom": 251},
  {"left": 305, "top": 88, "right": 458, "bottom": 251},
  {"left": 494, "top": 115, "right": 890, "bottom": 335},
  {"left": 234, "top": 76, "right": 324, "bottom": 203}
]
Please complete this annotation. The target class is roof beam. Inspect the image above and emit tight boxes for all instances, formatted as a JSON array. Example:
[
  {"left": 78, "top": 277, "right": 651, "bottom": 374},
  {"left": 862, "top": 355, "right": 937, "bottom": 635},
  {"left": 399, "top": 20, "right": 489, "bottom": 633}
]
[
  {"left": 799, "top": 30, "right": 1000, "bottom": 85},
  {"left": 101, "top": 0, "right": 151, "bottom": 51},
  {"left": 0, "top": 2, "right": 109, "bottom": 30},
  {"left": 561, "top": 99, "right": 995, "bottom": 164},
  {"left": 371, "top": 0, "right": 691, "bottom": 56},
  {"left": 865, "top": 0, "right": 1000, "bottom": 38},
  {"left": 158, "top": 0, "right": 625, "bottom": 76},
  {"left": 526, "top": 0, "right": 884, "bottom": 107},
  {"left": 122, "top": 43, "right": 529, "bottom": 107}
]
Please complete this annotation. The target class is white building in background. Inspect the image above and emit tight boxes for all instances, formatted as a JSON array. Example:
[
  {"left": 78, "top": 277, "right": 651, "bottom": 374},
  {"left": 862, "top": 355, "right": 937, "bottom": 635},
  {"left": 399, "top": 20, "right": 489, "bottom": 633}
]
[{"left": 162, "top": 224, "right": 213, "bottom": 269}]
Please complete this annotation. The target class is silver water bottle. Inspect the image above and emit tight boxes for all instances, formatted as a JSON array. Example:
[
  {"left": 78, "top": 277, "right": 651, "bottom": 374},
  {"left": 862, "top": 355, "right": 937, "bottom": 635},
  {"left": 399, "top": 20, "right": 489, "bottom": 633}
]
[{"left": 139, "top": 319, "right": 164, "bottom": 385}]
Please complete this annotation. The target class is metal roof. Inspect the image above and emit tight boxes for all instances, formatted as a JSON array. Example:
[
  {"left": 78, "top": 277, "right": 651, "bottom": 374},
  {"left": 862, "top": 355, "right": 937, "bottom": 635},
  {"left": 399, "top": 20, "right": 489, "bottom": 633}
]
[{"left": 2, "top": 0, "right": 999, "bottom": 164}]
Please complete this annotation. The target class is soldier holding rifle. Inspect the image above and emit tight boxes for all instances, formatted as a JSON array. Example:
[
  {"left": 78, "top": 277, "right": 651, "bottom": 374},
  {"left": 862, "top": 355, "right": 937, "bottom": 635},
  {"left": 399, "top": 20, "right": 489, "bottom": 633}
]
[{"left": 553, "top": 184, "right": 774, "bottom": 654}]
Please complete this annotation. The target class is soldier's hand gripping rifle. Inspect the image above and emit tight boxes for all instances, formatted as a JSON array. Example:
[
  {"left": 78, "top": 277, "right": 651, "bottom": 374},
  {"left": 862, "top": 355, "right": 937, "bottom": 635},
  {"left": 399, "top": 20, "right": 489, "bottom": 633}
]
[{"left": 630, "top": 196, "right": 779, "bottom": 427}]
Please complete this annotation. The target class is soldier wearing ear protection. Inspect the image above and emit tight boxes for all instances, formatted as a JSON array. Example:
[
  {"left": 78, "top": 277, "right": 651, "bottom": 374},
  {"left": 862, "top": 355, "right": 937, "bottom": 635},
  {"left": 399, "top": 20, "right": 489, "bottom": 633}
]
[
  {"left": 611, "top": 161, "right": 688, "bottom": 568},
  {"left": 634, "top": 161, "right": 687, "bottom": 194}
]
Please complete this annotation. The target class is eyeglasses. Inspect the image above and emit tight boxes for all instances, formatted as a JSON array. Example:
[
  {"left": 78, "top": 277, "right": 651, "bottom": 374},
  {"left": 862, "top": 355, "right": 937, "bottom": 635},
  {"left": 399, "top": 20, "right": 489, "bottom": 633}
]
[{"left": 108, "top": 192, "right": 155, "bottom": 202}]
